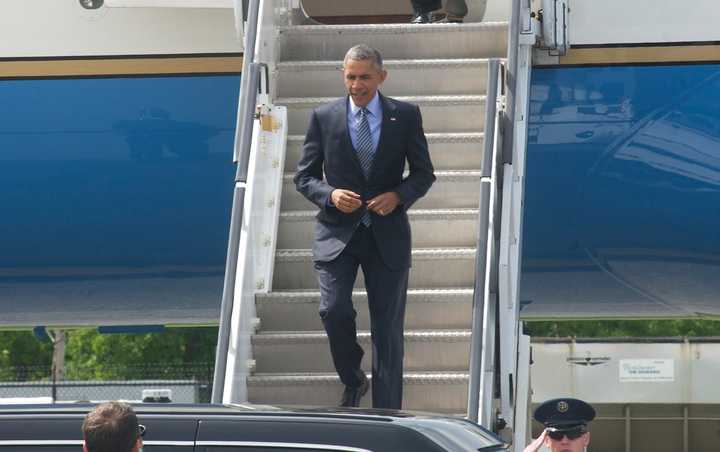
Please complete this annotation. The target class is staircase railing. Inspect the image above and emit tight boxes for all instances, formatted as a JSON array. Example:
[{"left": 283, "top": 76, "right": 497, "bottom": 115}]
[
  {"left": 467, "top": 58, "right": 504, "bottom": 426},
  {"left": 468, "top": 0, "right": 539, "bottom": 446},
  {"left": 211, "top": 0, "right": 287, "bottom": 404},
  {"left": 211, "top": 0, "right": 261, "bottom": 402}
]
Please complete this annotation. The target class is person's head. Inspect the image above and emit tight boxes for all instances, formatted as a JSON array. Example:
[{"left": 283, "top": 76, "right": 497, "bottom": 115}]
[
  {"left": 342, "top": 44, "right": 387, "bottom": 108},
  {"left": 82, "top": 401, "right": 144, "bottom": 452},
  {"left": 534, "top": 398, "right": 595, "bottom": 452}
]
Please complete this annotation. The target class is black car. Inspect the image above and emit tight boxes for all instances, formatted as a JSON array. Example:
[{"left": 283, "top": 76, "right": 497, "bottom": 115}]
[{"left": 0, "top": 404, "right": 507, "bottom": 452}]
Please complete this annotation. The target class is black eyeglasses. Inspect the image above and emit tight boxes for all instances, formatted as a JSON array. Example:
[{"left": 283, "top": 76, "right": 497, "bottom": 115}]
[
  {"left": 138, "top": 424, "right": 146, "bottom": 437},
  {"left": 547, "top": 427, "right": 585, "bottom": 441}
]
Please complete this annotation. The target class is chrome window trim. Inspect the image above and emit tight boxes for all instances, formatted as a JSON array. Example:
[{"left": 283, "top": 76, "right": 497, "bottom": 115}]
[
  {"left": 0, "top": 440, "right": 193, "bottom": 447},
  {"left": 0, "top": 441, "right": 83, "bottom": 446},
  {"left": 196, "top": 441, "right": 373, "bottom": 451}
]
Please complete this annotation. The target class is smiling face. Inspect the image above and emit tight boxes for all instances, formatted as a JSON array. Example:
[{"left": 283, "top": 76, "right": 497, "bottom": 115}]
[
  {"left": 546, "top": 431, "right": 590, "bottom": 452},
  {"left": 343, "top": 58, "right": 387, "bottom": 108}
]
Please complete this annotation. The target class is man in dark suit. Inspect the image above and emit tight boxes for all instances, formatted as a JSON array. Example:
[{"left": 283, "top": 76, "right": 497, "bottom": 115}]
[{"left": 294, "top": 44, "right": 435, "bottom": 409}]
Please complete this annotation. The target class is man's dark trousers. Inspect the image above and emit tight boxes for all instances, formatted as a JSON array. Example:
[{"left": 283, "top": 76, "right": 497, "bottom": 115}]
[
  {"left": 315, "top": 224, "right": 409, "bottom": 409},
  {"left": 411, "top": 0, "right": 441, "bottom": 14}
]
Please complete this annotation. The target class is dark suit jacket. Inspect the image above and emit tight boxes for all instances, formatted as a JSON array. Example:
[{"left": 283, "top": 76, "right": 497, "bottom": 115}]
[{"left": 294, "top": 93, "right": 435, "bottom": 270}]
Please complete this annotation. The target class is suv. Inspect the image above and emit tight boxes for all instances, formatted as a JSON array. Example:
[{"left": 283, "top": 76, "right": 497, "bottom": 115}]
[{"left": 0, "top": 404, "right": 508, "bottom": 451}]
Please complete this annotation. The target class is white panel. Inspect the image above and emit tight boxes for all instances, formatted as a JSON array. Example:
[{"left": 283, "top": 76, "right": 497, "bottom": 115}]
[
  {"left": 532, "top": 342, "right": 720, "bottom": 404},
  {"left": 0, "top": 0, "right": 240, "bottom": 57},
  {"left": 478, "top": 0, "right": 510, "bottom": 22},
  {"left": 690, "top": 343, "right": 720, "bottom": 402},
  {"left": 570, "top": 0, "right": 720, "bottom": 45}
]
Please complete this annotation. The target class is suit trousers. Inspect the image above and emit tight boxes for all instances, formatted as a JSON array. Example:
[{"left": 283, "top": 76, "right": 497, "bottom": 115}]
[{"left": 314, "top": 224, "right": 409, "bottom": 409}]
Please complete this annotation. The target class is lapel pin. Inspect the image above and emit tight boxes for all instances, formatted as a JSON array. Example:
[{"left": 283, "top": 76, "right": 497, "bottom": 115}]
[{"left": 390, "top": 117, "right": 397, "bottom": 121}]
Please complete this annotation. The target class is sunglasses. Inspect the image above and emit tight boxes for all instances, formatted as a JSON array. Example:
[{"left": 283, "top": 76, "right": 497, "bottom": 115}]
[
  {"left": 547, "top": 427, "right": 585, "bottom": 441},
  {"left": 138, "top": 424, "right": 146, "bottom": 437}
]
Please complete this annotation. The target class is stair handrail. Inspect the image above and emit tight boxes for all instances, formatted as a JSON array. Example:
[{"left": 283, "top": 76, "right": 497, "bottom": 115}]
[
  {"left": 211, "top": 0, "right": 263, "bottom": 404},
  {"left": 467, "top": 58, "right": 504, "bottom": 425}
]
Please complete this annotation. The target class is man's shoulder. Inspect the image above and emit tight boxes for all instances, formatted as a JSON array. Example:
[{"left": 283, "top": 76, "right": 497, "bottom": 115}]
[
  {"left": 381, "top": 95, "right": 419, "bottom": 115},
  {"left": 315, "top": 97, "right": 346, "bottom": 116}
]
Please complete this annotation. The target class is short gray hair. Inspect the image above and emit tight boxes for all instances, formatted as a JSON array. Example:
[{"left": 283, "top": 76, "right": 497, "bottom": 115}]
[{"left": 343, "top": 44, "right": 384, "bottom": 71}]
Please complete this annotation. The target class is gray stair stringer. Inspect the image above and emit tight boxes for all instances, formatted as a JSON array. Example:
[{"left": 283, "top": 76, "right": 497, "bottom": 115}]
[
  {"left": 255, "top": 288, "right": 474, "bottom": 331},
  {"left": 278, "top": 22, "right": 508, "bottom": 61},
  {"left": 253, "top": 330, "right": 471, "bottom": 373},
  {"left": 285, "top": 132, "right": 484, "bottom": 172},
  {"left": 277, "top": 59, "right": 489, "bottom": 98},
  {"left": 278, "top": 208, "right": 479, "bottom": 249},
  {"left": 273, "top": 247, "right": 476, "bottom": 290},
  {"left": 281, "top": 170, "right": 482, "bottom": 211},
  {"left": 247, "top": 372, "right": 469, "bottom": 413},
  {"left": 278, "top": 95, "right": 486, "bottom": 135}
]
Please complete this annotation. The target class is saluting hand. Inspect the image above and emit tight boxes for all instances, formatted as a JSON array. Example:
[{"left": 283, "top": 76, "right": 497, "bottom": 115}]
[
  {"left": 367, "top": 191, "right": 400, "bottom": 216},
  {"left": 331, "top": 189, "right": 363, "bottom": 213},
  {"left": 523, "top": 429, "right": 548, "bottom": 452}
]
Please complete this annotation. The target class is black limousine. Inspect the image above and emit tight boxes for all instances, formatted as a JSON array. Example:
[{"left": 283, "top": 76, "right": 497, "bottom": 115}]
[{"left": 0, "top": 403, "right": 507, "bottom": 452}]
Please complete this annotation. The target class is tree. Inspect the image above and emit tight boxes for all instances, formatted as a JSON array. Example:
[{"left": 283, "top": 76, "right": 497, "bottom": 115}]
[
  {"left": 0, "top": 331, "right": 53, "bottom": 381},
  {"left": 63, "top": 328, "right": 217, "bottom": 381}
]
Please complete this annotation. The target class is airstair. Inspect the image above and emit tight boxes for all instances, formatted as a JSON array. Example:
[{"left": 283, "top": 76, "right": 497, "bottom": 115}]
[
  {"left": 249, "top": 18, "right": 506, "bottom": 413},
  {"left": 213, "top": 0, "right": 561, "bottom": 447}
]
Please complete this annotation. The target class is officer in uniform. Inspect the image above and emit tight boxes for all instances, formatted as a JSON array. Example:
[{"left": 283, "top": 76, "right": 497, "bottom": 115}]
[{"left": 524, "top": 397, "right": 595, "bottom": 452}]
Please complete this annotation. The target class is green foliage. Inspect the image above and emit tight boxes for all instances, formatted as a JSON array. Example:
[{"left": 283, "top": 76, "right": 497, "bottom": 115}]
[
  {"left": 64, "top": 327, "right": 218, "bottom": 380},
  {"left": 0, "top": 331, "right": 53, "bottom": 381},
  {"left": 0, "top": 327, "right": 218, "bottom": 382},
  {"left": 525, "top": 319, "right": 720, "bottom": 338}
]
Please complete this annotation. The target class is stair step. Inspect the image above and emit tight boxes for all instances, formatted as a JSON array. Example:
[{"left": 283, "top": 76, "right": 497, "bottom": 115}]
[
  {"left": 281, "top": 170, "right": 482, "bottom": 211},
  {"left": 256, "top": 288, "right": 473, "bottom": 331},
  {"left": 278, "top": 208, "right": 479, "bottom": 249},
  {"left": 248, "top": 371, "right": 469, "bottom": 413},
  {"left": 277, "top": 58, "right": 490, "bottom": 98},
  {"left": 272, "top": 247, "right": 476, "bottom": 290},
  {"left": 277, "top": 95, "right": 486, "bottom": 135},
  {"left": 253, "top": 330, "right": 470, "bottom": 373},
  {"left": 284, "top": 132, "right": 484, "bottom": 172},
  {"left": 278, "top": 22, "right": 507, "bottom": 61}
]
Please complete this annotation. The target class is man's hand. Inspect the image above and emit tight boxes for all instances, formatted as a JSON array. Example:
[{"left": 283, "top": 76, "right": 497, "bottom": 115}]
[
  {"left": 523, "top": 429, "right": 548, "bottom": 452},
  {"left": 331, "top": 189, "right": 363, "bottom": 213},
  {"left": 367, "top": 191, "right": 400, "bottom": 216}
]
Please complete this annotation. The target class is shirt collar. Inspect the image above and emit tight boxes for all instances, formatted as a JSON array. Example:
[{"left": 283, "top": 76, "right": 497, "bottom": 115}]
[{"left": 349, "top": 91, "right": 382, "bottom": 118}]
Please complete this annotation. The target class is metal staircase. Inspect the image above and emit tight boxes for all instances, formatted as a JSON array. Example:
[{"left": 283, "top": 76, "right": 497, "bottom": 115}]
[{"left": 246, "top": 20, "right": 508, "bottom": 413}]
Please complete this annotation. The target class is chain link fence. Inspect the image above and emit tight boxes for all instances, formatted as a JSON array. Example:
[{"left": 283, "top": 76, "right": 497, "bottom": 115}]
[{"left": 0, "top": 363, "right": 213, "bottom": 403}]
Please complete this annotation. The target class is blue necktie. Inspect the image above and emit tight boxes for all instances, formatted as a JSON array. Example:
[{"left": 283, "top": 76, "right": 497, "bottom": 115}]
[{"left": 356, "top": 108, "right": 374, "bottom": 226}]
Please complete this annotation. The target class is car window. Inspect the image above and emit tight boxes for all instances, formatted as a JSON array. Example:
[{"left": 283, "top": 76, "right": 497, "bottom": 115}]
[
  {"left": 0, "top": 446, "right": 191, "bottom": 452},
  {"left": 0, "top": 447, "right": 79, "bottom": 452},
  {"left": 145, "top": 446, "right": 195, "bottom": 452}
]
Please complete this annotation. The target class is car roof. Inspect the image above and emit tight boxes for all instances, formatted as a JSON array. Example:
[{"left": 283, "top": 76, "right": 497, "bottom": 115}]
[
  {"left": 0, "top": 403, "right": 507, "bottom": 450},
  {"left": 0, "top": 402, "right": 428, "bottom": 419}
]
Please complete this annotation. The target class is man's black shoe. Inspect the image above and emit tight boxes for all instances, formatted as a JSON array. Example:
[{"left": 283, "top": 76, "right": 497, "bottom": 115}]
[
  {"left": 410, "top": 12, "right": 432, "bottom": 24},
  {"left": 340, "top": 373, "right": 369, "bottom": 407}
]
